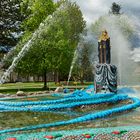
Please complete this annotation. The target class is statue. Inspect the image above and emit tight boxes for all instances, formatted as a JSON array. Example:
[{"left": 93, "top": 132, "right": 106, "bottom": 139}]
[
  {"left": 95, "top": 30, "right": 117, "bottom": 93},
  {"left": 98, "top": 30, "right": 111, "bottom": 64}
]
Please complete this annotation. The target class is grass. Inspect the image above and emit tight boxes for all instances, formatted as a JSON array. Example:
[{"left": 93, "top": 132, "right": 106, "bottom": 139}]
[{"left": 0, "top": 82, "right": 92, "bottom": 94}]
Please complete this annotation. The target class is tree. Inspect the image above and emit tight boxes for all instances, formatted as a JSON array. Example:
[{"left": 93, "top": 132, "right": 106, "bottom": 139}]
[
  {"left": 8, "top": 1, "right": 86, "bottom": 88},
  {"left": 109, "top": 2, "right": 121, "bottom": 15},
  {"left": 21, "top": 0, "right": 55, "bottom": 32},
  {"left": 1, "top": 0, "right": 55, "bottom": 86},
  {"left": 0, "top": 0, "right": 24, "bottom": 47},
  {"left": 72, "top": 42, "right": 93, "bottom": 84}
]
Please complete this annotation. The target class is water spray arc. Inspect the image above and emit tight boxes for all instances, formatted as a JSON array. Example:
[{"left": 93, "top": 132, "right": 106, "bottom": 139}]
[{"left": 67, "top": 49, "right": 78, "bottom": 85}]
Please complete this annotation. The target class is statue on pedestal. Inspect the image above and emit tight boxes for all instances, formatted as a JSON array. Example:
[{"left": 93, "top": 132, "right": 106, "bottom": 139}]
[
  {"left": 95, "top": 30, "right": 117, "bottom": 93},
  {"left": 98, "top": 30, "right": 111, "bottom": 64}
]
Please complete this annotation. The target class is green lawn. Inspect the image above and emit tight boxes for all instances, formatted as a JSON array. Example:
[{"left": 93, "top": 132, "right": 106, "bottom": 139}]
[{"left": 0, "top": 82, "right": 92, "bottom": 94}]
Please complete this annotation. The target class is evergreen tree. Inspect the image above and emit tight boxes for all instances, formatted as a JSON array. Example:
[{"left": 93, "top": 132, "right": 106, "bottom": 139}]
[
  {"left": 110, "top": 2, "right": 121, "bottom": 15},
  {"left": 73, "top": 43, "right": 93, "bottom": 84},
  {"left": 0, "top": 0, "right": 24, "bottom": 47}
]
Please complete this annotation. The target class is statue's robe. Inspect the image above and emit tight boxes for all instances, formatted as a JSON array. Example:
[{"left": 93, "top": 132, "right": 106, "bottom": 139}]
[{"left": 98, "top": 38, "right": 111, "bottom": 64}]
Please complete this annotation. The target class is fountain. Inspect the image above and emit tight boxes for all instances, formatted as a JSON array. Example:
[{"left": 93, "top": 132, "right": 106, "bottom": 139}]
[
  {"left": 0, "top": 2, "right": 140, "bottom": 140},
  {"left": 1, "top": 29, "right": 140, "bottom": 139}
]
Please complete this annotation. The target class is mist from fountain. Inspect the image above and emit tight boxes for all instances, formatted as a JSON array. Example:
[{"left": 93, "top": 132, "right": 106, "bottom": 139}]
[
  {"left": 90, "top": 15, "right": 139, "bottom": 85},
  {"left": 68, "top": 14, "right": 139, "bottom": 86},
  {"left": 67, "top": 31, "right": 97, "bottom": 85}
]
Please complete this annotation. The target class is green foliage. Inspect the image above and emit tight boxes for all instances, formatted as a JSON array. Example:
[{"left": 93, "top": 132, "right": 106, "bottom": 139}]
[
  {"left": 14, "top": 1, "right": 86, "bottom": 79},
  {"left": 2, "top": 31, "right": 32, "bottom": 69},
  {"left": 0, "top": 0, "right": 24, "bottom": 47},
  {"left": 21, "top": 0, "right": 55, "bottom": 32},
  {"left": 72, "top": 42, "right": 94, "bottom": 83}
]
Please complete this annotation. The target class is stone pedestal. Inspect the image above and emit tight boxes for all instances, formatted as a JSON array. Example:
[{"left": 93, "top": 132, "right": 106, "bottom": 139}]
[{"left": 94, "top": 64, "right": 117, "bottom": 93}]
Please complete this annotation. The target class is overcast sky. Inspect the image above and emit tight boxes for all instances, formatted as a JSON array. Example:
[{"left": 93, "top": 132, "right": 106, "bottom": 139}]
[
  {"left": 68, "top": 0, "right": 140, "bottom": 25},
  {"left": 54, "top": 0, "right": 140, "bottom": 25}
]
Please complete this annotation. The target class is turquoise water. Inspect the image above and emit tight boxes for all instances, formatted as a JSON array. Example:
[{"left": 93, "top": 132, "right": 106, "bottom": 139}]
[{"left": 0, "top": 93, "right": 140, "bottom": 133}]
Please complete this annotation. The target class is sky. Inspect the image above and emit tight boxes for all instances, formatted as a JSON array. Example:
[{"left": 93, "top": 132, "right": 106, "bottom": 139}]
[{"left": 69, "top": 0, "right": 140, "bottom": 24}]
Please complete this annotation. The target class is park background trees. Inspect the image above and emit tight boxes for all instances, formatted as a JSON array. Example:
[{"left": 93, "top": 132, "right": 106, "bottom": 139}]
[
  {"left": 1, "top": 1, "right": 138, "bottom": 87},
  {"left": 2, "top": 0, "right": 86, "bottom": 88},
  {"left": 0, "top": 0, "right": 24, "bottom": 47}
]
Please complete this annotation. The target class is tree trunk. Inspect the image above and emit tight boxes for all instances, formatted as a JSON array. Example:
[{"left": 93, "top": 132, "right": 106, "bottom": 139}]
[
  {"left": 54, "top": 71, "right": 60, "bottom": 84},
  {"left": 80, "top": 70, "right": 84, "bottom": 84},
  {"left": 80, "top": 78, "right": 84, "bottom": 85},
  {"left": 43, "top": 71, "right": 48, "bottom": 90}
]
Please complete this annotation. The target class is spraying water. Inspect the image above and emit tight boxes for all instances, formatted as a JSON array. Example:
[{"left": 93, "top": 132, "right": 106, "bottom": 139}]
[
  {"left": 0, "top": 3, "right": 69, "bottom": 84},
  {"left": 0, "top": 34, "right": 36, "bottom": 84},
  {"left": 67, "top": 49, "right": 78, "bottom": 85},
  {"left": 67, "top": 34, "right": 95, "bottom": 86},
  {"left": 66, "top": 30, "right": 101, "bottom": 85},
  {"left": 132, "top": 48, "right": 140, "bottom": 62}
]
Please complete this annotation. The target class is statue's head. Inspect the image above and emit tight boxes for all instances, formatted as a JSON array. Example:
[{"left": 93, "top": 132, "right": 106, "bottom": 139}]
[
  {"left": 99, "top": 30, "right": 109, "bottom": 41},
  {"left": 102, "top": 30, "right": 108, "bottom": 36}
]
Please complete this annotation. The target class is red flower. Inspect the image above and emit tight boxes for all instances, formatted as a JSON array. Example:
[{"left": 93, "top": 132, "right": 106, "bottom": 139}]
[
  {"left": 7, "top": 138, "right": 17, "bottom": 140},
  {"left": 82, "top": 134, "right": 91, "bottom": 138},
  {"left": 112, "top": 131, "right": 120, "bottom": 135},
  {"left": 44, "top": 135, "right": 54, "bottom": 139}
]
